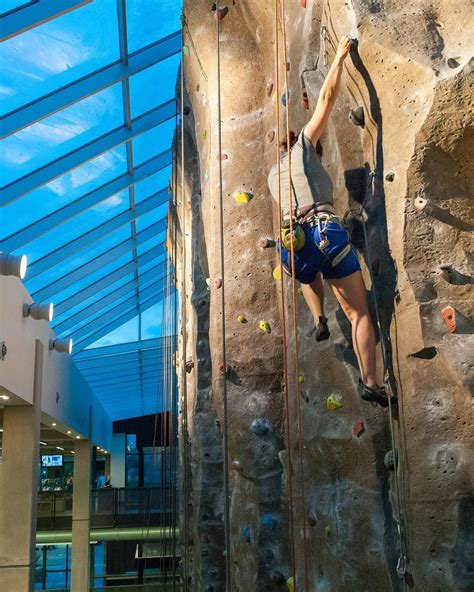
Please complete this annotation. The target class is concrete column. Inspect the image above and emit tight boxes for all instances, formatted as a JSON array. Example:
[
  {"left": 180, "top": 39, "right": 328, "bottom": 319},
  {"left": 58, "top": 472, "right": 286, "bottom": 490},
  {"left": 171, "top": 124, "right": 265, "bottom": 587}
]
[
  {"left": 110, "top": 433, "right": 126, "bottom": 488},
  {"left": 71, "top": 438, "right": 91, "bottom": 592},
  {"left": 0, "top": 340, "right": 43, "bottom": 592}
]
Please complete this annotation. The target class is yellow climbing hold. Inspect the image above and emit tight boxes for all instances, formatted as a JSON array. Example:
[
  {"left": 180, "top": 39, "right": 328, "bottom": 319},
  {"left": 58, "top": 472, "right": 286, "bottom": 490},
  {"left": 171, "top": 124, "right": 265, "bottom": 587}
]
[
  {"left": 237, "top": 315, "right": 247, "bottom": 324},
  {"left": 298, "top": 287, "right": 303, "bottom": 295},
  {"left": 233, "top": 191, "right": 253, "bottom": 204},
  {"left": 259, "top": 320, "right": 270, "bottom": 333},
  {"left": 202, "top": 130, "right": 207, "bottom": 140},
  {"left": 326, "top": 393, "right": 343, "bottom": 410},
  {"left": 298, "top": 375, "right": 305, "bottom": 384},
  {"left": 273, "top": 265, "right": 282, "bottom": 281},
  {"left": 325, "top": 525, "right": 332, "bottom": 537},
  {"left": 287, "top": 576, "right": 295, "bottom": 592}
]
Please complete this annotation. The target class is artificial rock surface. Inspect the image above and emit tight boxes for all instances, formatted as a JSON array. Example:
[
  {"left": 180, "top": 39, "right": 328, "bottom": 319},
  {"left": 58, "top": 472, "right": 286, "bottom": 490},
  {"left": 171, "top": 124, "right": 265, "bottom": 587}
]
[{"left": 171, "top": 1, "right": 473, "bottom": 591}]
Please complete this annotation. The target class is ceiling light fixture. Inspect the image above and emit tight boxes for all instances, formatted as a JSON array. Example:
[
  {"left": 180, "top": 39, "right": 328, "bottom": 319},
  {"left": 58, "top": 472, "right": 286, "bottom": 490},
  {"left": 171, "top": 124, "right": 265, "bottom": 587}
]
[
  {"left": 23, "top": 302, "right": 54, "bottom": 322},
  {"left": 52, "top": 423, "right": 57, "bottom": 427},
  {"left": 56, "top": 446, "right": 64, "bottom": 451},
  {"left": 49, "top": 338, "right": 73, "bottom": 354},
  {"left": 0, "top": 395, "right": 9, "bottom": 401},
  {"left": 40, "top": 441, "right": 48, "bottom": 446},
  {"left": 0, "top": 253, "right": 27, "bottom": 279}
]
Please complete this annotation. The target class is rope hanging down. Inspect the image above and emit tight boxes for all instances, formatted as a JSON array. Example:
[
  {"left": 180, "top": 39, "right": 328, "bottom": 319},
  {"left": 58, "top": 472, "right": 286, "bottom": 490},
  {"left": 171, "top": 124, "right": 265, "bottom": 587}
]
[
  {"left": 274, "top": 0, "right": 297, "bottom": 587},
  {"left": 216, "top": 10, "right": 232, "bottom": 592},
  {"left": 179, "top": 15, "right": 191, "bottom": 590},
  {"left": 280, "top": 0, "right": 310, "bottom": 589}
]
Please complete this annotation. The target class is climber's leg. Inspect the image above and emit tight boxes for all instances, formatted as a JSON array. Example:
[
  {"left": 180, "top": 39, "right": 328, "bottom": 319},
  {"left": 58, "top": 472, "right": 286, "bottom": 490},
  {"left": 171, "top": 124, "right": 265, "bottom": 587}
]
[
  {"left": 300, "top": 275, "right": 330, "bottom": 341},
  {"left": 327, "top": 270, "right": 377, "bottom": 386}
]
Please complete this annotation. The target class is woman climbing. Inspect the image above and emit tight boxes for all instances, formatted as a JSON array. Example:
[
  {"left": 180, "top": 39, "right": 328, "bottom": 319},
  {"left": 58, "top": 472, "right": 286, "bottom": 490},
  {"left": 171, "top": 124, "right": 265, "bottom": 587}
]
[{"left": 268, "top": 34, "right": 391, "bottom": 407}]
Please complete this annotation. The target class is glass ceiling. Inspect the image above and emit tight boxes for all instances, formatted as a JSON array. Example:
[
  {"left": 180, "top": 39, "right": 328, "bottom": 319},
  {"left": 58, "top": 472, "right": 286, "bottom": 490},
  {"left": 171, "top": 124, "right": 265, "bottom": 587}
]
[{"left": 0, "top": 0, "right": 181, "bottom": 420}]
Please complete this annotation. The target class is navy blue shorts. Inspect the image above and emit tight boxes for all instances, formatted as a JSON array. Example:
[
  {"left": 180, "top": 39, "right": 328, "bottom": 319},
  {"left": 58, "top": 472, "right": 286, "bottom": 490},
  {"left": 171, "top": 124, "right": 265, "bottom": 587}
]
[{"left": 278, "top": 219, "right": 361, "bottom": 284}]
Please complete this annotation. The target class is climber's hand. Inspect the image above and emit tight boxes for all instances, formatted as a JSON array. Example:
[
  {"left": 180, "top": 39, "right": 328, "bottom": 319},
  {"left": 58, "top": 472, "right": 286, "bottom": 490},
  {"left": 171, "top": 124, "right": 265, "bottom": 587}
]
[{"left": 336, "top": 34, "right": 353, "bottom": 60}]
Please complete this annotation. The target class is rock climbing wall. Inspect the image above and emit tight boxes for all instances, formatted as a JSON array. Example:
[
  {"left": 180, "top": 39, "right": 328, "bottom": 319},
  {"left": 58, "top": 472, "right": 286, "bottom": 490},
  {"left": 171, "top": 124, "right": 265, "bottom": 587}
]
[{"left": 172, "top": 1, "right": 474, "bottom": 591}]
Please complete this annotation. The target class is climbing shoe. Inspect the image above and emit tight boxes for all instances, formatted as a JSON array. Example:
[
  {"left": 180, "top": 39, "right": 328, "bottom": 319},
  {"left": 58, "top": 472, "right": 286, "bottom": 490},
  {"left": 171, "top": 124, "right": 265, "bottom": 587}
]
[
  {"left": 315, "top": 316, "right": 330, "bottom": 342},
  {"left": 358, "top": 379, "right": 391, "bottom": 408}
]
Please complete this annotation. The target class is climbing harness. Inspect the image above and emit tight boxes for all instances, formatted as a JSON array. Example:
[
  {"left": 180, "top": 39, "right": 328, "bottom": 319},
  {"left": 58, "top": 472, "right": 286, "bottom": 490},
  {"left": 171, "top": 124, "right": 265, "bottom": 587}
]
[{"left": 216, "top": 9, "right": 232, "bottom": 591}]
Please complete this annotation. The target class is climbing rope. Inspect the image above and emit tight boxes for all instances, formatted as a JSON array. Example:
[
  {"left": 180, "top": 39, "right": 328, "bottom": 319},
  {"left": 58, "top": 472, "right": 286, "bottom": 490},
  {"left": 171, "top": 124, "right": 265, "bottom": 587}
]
[
  {"left": 279, "top": 1, "right": 310, "bottom": 589},
  {"left": 215, "top": 9, "right": 232, "bottom": 591},
  {"left": 179, "top": 15, "right": 191, "bottom": 590},
  {"left": 274, "top": 0, "right": 298, "bottom": 586}
]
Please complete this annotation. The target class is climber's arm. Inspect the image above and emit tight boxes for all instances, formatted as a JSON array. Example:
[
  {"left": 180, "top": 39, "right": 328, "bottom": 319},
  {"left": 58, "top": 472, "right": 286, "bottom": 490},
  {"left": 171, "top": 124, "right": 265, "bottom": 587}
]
[{"left": 304, "top": 34, "right": 352, "bottom": 146}]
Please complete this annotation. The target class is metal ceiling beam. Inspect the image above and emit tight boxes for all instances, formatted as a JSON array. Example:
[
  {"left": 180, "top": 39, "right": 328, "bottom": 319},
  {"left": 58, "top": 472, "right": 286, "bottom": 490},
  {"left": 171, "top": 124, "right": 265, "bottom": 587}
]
[
  {"left": 22, "top": 192, "right": 167, "bottom": 280},
  {"left": 53, "top": 249, "right": 165, "bottom": 315},
  {"left": 79, "top": 358, "right": 162, "bottom": 379},
  {"left": 31, "top": 224, "right": 165, "bottom": 297},
  {"left": 73, "top": 337, "right": 169, "bottom": 360},
  {"left": 3, "top": 101, "right": 176, "bottom": 202},
  {"left": 87, "top": 371, "right": 160, "bottom": 388},
  {"left": 1, "top": 146, "right": 171, "bottom": 228},
  {"left": 1, "top": 30, "right": 181, "bottom": 138},
  {"left": 1, "top": 0, "right": 92, "bottom": 42},
  {"left": 70, "top": 279, "right": 164, "bottom": 343},
  {"left": 55, "top": 270, "right": 163, "bottom": 334},
  {"left": 73, "top": 288, "right": 166, "bottom": 353}
]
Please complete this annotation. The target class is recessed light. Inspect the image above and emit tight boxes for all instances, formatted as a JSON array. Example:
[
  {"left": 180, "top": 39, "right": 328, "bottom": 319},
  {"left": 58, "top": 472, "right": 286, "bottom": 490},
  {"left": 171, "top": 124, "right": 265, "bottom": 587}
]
[
  {"left": 71, "top": 451, "right": 75, "bottom": 454},
  {"left": 56, "top": 446, "right": 64, "bottom": 451},
  {"left": 52, "top": 423, "right": 57, "bottom": 427},
  {"left": 0, "top": 428, "right": 3, "bottom": 432},
  {"left": 0, "top": 395, "right": 10, "bottom": 401},
  {"left": 76, "top": 436, "right": 80, "bottom": 439},
  {"left": 103, "top": 450, "right": 108, "bottom": 454},
  {"left": 40, "top": 441, "right": 48, "bottom": 446},
  {"left": 67, "top": 430, "right": 72, "bottom": 435}
]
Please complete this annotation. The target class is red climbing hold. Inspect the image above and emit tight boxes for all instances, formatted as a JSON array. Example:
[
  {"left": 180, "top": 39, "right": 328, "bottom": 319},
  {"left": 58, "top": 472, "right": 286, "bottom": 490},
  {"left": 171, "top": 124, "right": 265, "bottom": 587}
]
[
  {"left": 219, "top": 362, "right": 231, "bottom": 376},
  {"left": 353, "top": 421, "right": 365, "bottom": 438},
  {"left": 266, "top": 82, "right": 273, "bottom": 97},
  {"left": 214, "top": 5, "right": 228, "bottom": 21},
  {"left": 217, "top": 153, "right": 228, "bottom": 161},
  {"left": 300, "top": 0, "right": 307, "bottom": 6},
  {"left": 441, "top": 305, "right": 456, "bottom": 333},
  {"left": 214, "top": 276, "right": 222, "bottom": 289}
]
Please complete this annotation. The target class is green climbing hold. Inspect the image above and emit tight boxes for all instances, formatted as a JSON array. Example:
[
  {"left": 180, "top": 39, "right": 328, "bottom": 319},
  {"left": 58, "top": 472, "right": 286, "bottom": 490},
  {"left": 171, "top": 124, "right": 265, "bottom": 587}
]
[
  {"left": 287, "top": 576, "right": 295, "bottom": 592},
  {"left": 202, "top": 130, "right": 207, "bottom": 140},
  {"left": 325, "top": 525, "right": 332, "bottom": 537},
  {"left": 204, "top": 172, "right": 209, "bottom": 182},
  {"left": 298, "top": 375, "right": 305, "bottom": 384},
  {"left": 326, "top": 393, "right": 343, "bottom": 410},
  {"left": 183, "top": 45, "right": 190, "bottom": 56},
  {"left": 233, "top": 191, "right": 253, "bottom": 204}
]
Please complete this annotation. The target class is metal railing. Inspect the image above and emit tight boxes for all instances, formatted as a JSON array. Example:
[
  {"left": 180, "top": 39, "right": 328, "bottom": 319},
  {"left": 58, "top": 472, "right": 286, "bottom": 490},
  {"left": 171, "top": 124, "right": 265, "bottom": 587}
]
[{"left": 37, "top": 487, "right": 177, "bottom": 531}]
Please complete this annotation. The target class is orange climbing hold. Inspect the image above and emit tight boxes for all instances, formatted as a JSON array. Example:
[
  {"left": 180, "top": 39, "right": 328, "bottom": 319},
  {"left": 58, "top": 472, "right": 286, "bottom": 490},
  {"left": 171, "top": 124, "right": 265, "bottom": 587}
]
[
  {"left": 214, "top": 276, "right": 222, "bottom": 289},
  {"left": 301, "top": 88, "right": 309, "bottom": 110},
  {"left": 300, "top": 0, "right": 307, "bottom": 6},
  {"left": 441, "top": 306, "right": 456, "bottom": 333},
  {"left": 213, "top": 4, "right": 228, "bottom": 20},
  {"left": 217, "top": 153, "right": 228, "bottom": 161}
]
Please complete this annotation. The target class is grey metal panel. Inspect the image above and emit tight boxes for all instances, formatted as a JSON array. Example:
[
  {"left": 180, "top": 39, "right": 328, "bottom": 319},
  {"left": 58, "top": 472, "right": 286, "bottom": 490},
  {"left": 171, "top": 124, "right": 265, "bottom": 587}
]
[
  {"left": 3, "top": 102, "right": 176, "bottom": 202},
  {"left": 1, "top": 30, "right": 181, "bottom": 138},
  {"left": 1, "top": 0, "right": 92, "bottom": 42}
]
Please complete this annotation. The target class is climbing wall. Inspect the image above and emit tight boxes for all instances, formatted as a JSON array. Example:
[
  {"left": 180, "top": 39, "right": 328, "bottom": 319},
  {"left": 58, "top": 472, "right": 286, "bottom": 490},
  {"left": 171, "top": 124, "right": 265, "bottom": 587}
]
[{"left": 173, "top": 1, "right": 474, "bottom": 591}]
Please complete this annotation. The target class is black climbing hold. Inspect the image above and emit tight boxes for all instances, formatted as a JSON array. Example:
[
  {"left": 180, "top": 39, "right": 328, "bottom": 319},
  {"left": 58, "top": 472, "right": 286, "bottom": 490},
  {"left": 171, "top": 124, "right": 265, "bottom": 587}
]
[
  {"left": 259, "top": 237, "right": 276, "bottom": 249},
  {"left": 307, "top": 509, "right": 317, "bottom": 526},
  {"left": 384, "top": 449, "right": 398, "bottom": 471},
  {"left": 270, "top": 570, "right": 285, "bottom": 583},
  {"left": 371, "top": 258, "right": 380, "bottom": 277},
  {"left": 409, "top": 346, "right": 437, "bottom": 360},
  {"left": 385, "top": 171, "right": 395, "bottom": 182},
  {"left": 447, "top": 57, "right": 460, "bottom": 69},
  {"left": 349, "top": 106, "right": 365, "bottom": 127},
  {"left": 242, "top": 526, "right": 251, "bottom": 543},
  {"left": 250, "top": 419, "right": 270, "bottom": 435},
  {"left": 184, "top": 106, "right": 191, "bottom": 115}
]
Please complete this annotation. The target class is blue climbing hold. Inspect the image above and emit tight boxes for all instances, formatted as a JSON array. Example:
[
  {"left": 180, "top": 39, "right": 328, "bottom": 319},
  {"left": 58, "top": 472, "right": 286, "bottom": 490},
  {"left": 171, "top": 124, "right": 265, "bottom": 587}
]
[
  {"left": 281, "top": 90, "right": 290, "bottom": 107},
  {"left": 242, "top": 527, "right": 251, "bottom": 543},
  {"left": 250, "top": 419, "right": 270, "bottom": 435},
  {"left": 262, "top": 513, "right": 279, "bottom": 530}
]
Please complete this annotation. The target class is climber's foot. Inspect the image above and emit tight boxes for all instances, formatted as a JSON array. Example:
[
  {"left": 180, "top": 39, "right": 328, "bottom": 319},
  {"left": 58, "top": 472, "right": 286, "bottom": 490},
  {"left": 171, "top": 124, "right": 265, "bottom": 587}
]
[
  {"left": 358, "top": 379, "right": 390, "bottom": 408},
  {"left": 315, "top": 316, "right": 330, "bottom": 342}
]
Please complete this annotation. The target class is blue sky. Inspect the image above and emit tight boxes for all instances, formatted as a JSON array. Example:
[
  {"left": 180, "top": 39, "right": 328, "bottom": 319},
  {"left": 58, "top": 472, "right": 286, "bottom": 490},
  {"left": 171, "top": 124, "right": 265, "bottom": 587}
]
[{"left": 0, "top": 0, "right": 181, "bottom": 352}]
